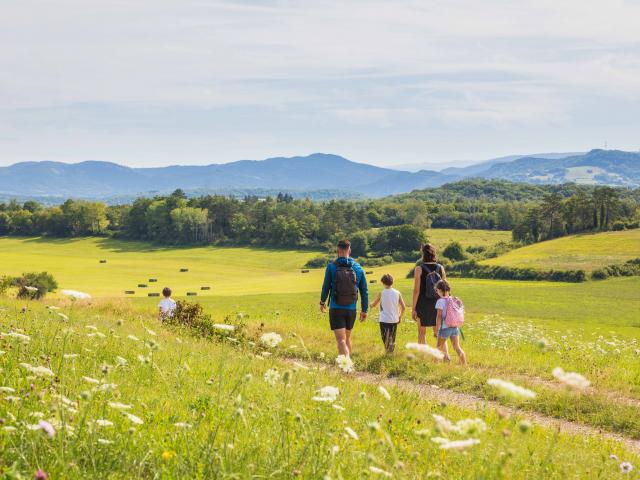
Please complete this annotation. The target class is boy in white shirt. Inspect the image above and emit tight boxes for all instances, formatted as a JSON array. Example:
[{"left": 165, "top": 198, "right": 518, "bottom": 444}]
[
  {"left": 158, "top": 287, "right": 176, "bottom": 320},
  {"left": 368, "top": 274, "right": 406, "bottom": 353}
]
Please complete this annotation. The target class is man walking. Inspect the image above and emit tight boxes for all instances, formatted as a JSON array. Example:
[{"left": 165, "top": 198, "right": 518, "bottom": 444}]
[{"left": 319, "top": 239, "right": 368, "bottom": 356}]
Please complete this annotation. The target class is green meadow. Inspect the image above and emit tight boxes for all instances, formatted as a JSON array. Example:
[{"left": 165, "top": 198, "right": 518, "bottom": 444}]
[
  {"left": 2, "top": 231, "right": 640, "bottom": 477},
  {"left": 482, "top": 229, "right": 640, "bottom": 271}
]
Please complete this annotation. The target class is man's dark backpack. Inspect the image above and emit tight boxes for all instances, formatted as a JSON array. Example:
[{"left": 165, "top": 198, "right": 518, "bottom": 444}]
[
  {"left": 421, "top": 263, "right": 442, "bottom": 299},
  {"left": 333, "top": 261, "right": 358, "bottom": 306}
]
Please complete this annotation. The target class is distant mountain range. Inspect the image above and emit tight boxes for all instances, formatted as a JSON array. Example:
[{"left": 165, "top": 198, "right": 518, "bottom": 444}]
[{"left": 1, "top": 149, "right": 638, "bottom": 201}]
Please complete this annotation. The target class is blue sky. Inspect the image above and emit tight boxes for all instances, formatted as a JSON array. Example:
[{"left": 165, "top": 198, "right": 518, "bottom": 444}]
[{"left": 1, "top": 0, "right": 639, "bottom": 168}]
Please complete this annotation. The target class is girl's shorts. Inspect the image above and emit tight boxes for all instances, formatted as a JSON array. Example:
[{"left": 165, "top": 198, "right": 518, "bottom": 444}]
[{"left": 438, "top": 327, "right": 460, "bottom": 339}]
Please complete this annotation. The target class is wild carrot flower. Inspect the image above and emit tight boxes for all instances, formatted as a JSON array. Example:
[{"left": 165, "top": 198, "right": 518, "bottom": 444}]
[
  {"left": 174, "top": 422, "right": 192, "bottom": 429},
  {"left": 369, "top": 466, "right": 392, "bottom": 477},
  {"left": 405, "top": 342, "right": 444, "bottom": 360},
  {"left": 378, "top": 386, "right": 391, "bottom": 400},
  {"left": 487, "top": 378, "right": 536, "bottom": 400},
  {"left": 108, "top": 402, "right": 132, "bottom": 410},
  {"left": 61, "top": 289, "right": 91, "bottom": 299},
  {"left": 552, "top": 367, "right": 590, "bottom": 390},
  {"left": 263, "top": 368, "right": 281, "bottom": 385},
  {"left": 95, "top": 419, "right": 113, "bottom": 427},
  {"left": 260, "top": 332, "right": 283, "bottom": 348},
  {"left": 335, "top": 355, "right": 354, "bottom": 373},
  {"left": 439, "top": 438, "right": 480, "bottom": 450},
  {"left": 212, "top": 324, "right": 235, "bottom": 332},
  {"left": 312, "top": 386, "right": 340, "bottom": 402},
  {"left": 124, "top": 413, "right": 144, "bottom": 425},
  {"left": 345, "top": 427, "right": 359, "bottom": 440}
]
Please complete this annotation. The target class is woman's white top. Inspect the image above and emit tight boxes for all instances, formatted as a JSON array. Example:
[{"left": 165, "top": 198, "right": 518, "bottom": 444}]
[{"left": 379, "top": 288, "right": 401, "bottom": 323}]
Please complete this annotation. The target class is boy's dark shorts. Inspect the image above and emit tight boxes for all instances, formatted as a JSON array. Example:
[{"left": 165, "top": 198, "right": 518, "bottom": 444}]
[{"left": 329, "top": 308, "right": 357, "bottom": 331}]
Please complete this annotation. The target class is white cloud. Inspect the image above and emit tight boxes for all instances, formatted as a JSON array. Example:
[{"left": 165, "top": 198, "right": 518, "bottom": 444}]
[{"left": 0, "top": 0, "right": 639, "bottom": 166}]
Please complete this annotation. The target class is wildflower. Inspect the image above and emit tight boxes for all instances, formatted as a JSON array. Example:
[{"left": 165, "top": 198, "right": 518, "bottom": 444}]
[
  {"left": 610, "top": 454, "right": 619, "bottom": 461},
  {"left": 335, "top": 355, "right": 354, "bottom": 373},
  {"left": 368, "top": 421, "right": 381, "bottom": 431},
  {"left": 124, "top": 413, "right": 144, "bottom": 425},
  {"left": 3, "top": 426, "right": 17, "bottom": 432},
  {"left": 620, "top": 462, "right": 633, "bottom": 473},
  {"left": 108, "top": 402, "right": 132, "bottom": 410},
  {"left": 552, "top": 367, "right": 590, "bottom": 390},
  {"left": 405, "top": 342, "right": 444, "bottom": 360},
  {"left": 0, "top": 386, "right": 16, "bottom": 393},
  {"left": 94, "top": 383, "right": 117, "bottom": 392},
  {"left": 162, "top": 450, "right": 176, "bottom": 461},
  {"left": 378, "top": 386, "right": 391, "bottom": 401},
  {"left": 212, "top": 324, "right": 235, "bottom": 332},
  {"left": 38, "top": 420, "right": 56, "bottom": 439},
  {"left": 292, "top": 362, "right": 309, "bottom": 370},
  {"left": 127, "top": 335, "right": 140, "bottom": 342},
  {"left": 456, "top": 418, "right": 487, "bottom": 435},
  {"left": 86, "top": 325, "right": 98, "bottom": 331},
  {"left": 430, "top": 437, "right": 449, "bottom": 444},
  {"left": 345, "top": 427, "right": 359, "bottom": 440},
  {"left": 263, "top": 368, "right": 281, "bottom": 385},
  {"left": 145, "top": 328, "right": 157, "bottom": 336},
  {"left": 82, "top": 376, "right": 101, "bottom": 384},
  {"left": 330, "top": 445, "right": 340, "bottom": 455},
  {"left": 57, "top": 313, "right": 69, "bottom": 321},
  {"left": 174, "top": 422, "right": 192, "bottom": 429},
  {"left": 63, "top": 354, "right": 79, "bottom": 359},
  {"left": 312, "top": 386, "right": 340, "bottom": 403},
  {"left": 97, "top": 438, "right": 113, "bottom": 445},
  {"left": 47, "top": 305, "right": 60, "bottom": 310},
  {"left": 61, "top": 289, "right": 91, "bottom": 299},
  {"left": 369, "top": 466, "right": 392, "bottom": 477},
  {"left": 5, "top": 332, "right": 30, "bottom": 342},
  {"left": 439, "top": 438, "right": 480, "bottom": 450},
  {"left": 35, "top": 469, "right": 48, "bottom": 480},
  {"left": 95, "top": 419, "right": 114, "bottom": 427},
  {"left": 25, "top": 286, "right": 38, "bottom": 292},
  {"left": 487, "top": 378, "right": 536, "bottom": 400},
  {"left": 332, "top": 404, "right": 345, "bottom": 412},
  {"left": 115, "top": 356, "right": 128, "bottom": 366},
  {"left": 260, "top": 332, "right": 283, "bottom": 348}
]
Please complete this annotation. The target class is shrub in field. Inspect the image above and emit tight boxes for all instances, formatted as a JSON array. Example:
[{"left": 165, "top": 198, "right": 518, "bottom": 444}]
[
  {"left": 11, "top": 271, "right": 58, "bottom": 299},
  {"left": 430, "top": 260, "right": 587, "bottom": 282},
  {"left": 304, "top": 255, "right": 332, "bottom": 268},
  {"left": 164, "top": 300, "right": 248, "bottom": 342},
  {"left": 611, "top": 220, "right": 626, "bottom": 231},
  {"left": 591, "top": 258, "right": 640, "bottom": 280},
  {"left": 442, "top": 241, "right": 466, "bottom": 261},
  {"left": 0, "top": 275, "right": 12, "bottom": 296},
  {"left": 355, "top": 255, "right": 394, "bottom": 267}
]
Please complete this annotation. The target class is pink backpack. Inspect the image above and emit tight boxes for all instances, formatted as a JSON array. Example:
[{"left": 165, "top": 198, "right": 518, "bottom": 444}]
[{"left": 444, "top": 297, "right": 465, "bottom": 328}]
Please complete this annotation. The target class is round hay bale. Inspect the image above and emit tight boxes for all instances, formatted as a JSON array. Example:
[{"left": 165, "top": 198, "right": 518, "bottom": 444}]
[
  {"left": 124, "top": 290, "right": 135, "bottom": 295},
  {"left": 99, "top": 260, "right": 107, "bottom": 264},
  {"left": 200, "top": 286, "right": 211, "bottom": 290},
  {"left": 180, "top": 268, "right": 189, "bottom": 272},
  {"left": 369, "top": 279, "right": 377, "bottom": 284},
  {"left": 186, "top": 292, "right": 197, "bottom": 296},
  {"left": 301, "top": 269, "right": 310, "bottom": 273},
  {"left": 148, "top": 293, "right": 160, "bottom": 297},
  {"left": 137, "top": 284, "right": 147, "bottom": 288},
  {"left": 148, "top": 278, "right": 157, "bottom": 283},
  {"left": 366, "top": 271, "right": 374, "bottom": 275}
]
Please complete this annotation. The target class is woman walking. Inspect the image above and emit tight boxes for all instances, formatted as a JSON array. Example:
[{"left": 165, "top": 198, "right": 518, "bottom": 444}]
[{"left": 412, "top": 244, "right": 448, "bottom": 355}]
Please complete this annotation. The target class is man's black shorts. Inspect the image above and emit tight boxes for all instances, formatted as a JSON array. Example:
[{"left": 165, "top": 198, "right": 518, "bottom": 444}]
[{"left": 329, "top": 308, "right": 357, "bottom": 331}]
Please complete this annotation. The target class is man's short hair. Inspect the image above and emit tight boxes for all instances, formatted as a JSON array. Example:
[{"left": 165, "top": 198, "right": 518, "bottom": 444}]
[
  {"left": 162, "top": 287, "right": 172, "bottom": 297},
  {"left": 337, "top": 239, "right": 351, "bottom": 250}
]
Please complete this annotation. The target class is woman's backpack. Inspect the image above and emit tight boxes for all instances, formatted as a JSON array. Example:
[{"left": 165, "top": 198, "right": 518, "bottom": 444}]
[
  {"left": 421, "top": 263, "right": 442, "bottom": 299},
  {"left": 444, "top": 297, "right": 465, "bottom": 328}
]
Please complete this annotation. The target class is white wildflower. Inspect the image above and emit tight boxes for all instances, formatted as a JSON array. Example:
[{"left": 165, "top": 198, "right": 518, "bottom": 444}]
[
  {"left": 440, "top": 438, "right": 480, "bottom": 450},
  {"left": 552, "top": 367, "right": 590, "bottom": 390},
  {"left": 127, "top": 335, "right": 140, "bottom": 342},
  {"left": 97, "top": 438, "right": 114, "bottom": 445},
  {"left": 124, "top": 413, "right": 144, "bottom": 425},
  {"left": 260, "top": 332, "right": 283, "bottom": 348},
  {"left": 378, "top": 385, "right": 391, "bottom": 401},
  {"left": 312, "top": 386, "right": 340, "bottom": 403},
  {"left": 115, "top": 356, "right": 128, "bottom": 366},
  {"left": 405, "top": 342, "right": 444, "bottom": 360},
  {"left": 263, "top": 368, "right": 281, "bottom": 385},
  {"left": 212, "top": 324, "right": 235, "bottom": 332},
  {"left": 108, "top": 402, "right": 132, "bottom": 410},
  {"left": 487, "top": 378, "right": 536, "bottom": 400},
  {"left": 63, "top": 354, "right": 79, "bottom": 359},
  {"left": 620, "top": 462, "right": 633, "bottom": 473},
  {"left": 0, "top": 386, "right": 16, "bottom": 393},
  {"left": 57, "top": 313, "right": 69, "bottom": 321},
  {"left": 5, "top": 332, "right": 30, "bottom": 343},
  {"left": 95, "top": 419, "right": 113, "bottom": 427},
  {"left": 335, "top": 355, "right": 354, "bottom": 373},
  {"left": 174, "top": 422, "right": 192, "bottom": 429},
  {"left": 430, "top": 437, "right": 450, "bottom": 444},
  {"left": 86, "top": 325, "right": 98, "bottom": 331},
  {"left": 24, "top": 286, "right": 38, "bottom": 292},
  {"left": 369, "top": 466, "right": 392, "bottom": 477},
  {"left": 82, "top": 376, "right": 101, "bottom": 385},
  {"left": 61, "top": 289, "right": 91, "bottom": 299},
  {"left": 344, "top": 427, "right": 359, "bottom": 440}
]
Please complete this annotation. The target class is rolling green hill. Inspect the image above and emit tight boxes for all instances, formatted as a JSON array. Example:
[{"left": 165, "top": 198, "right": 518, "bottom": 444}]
[{"left": 482, "top": 229, "right": 640, "bottom": 271}]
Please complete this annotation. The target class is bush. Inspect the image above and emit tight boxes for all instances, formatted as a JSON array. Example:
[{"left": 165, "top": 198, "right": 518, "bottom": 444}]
[
  {"left": 12, "top": 272, "right": 58, "bottom": 299},
  {"left": 591, "top": 269, "right": 609, "bottom": 280},
  {"left": 304, "top": 255, "right": 332, "bottom": 268},
  {"left": 466, "top": 245, "right": 486, "bottom": 254},
  {"left": 349, "top": 232, "right": 370, "bottom": 258},
  {"left": 164, "top": 300, "right": 248, "bottom": 342},
  {"left": 442, "top": 241, "right": 466, "bottom": 261},
  {"left": 356, "top": 255, "right": 394, "bottom": 267},
  {"left": 592, "top": 258, "right": 640, "bottom": 280},
  {"left": 444, "top": 260, "right": 586, "bottom": 283},
  {"left": 611, "top": 221, "right": 626, "bottom": 231}
]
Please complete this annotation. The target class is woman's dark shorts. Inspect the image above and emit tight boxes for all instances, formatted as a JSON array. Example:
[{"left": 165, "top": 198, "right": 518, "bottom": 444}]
[
  {"left": 415, "top": 296, "right": 437, "bottom": 327},
  {"left": 329, "top": 308, "right": 357, "bottom": 330}
]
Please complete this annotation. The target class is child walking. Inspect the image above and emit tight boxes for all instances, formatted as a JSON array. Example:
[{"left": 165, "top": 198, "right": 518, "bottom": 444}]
[
  {"left": 368, "top": 274, "right": 406, "bottom": 353},
  {"left": 434, "top": 280, "right": 467, "bottom": 365},
  {"left": 158, "top": 287, "right": 176, "bottom": 320}
]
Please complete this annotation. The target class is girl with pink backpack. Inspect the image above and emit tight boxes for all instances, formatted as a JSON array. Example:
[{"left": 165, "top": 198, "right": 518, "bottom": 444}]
[{"left": 434, "top": 280, "right": 467, "bottom": 365}]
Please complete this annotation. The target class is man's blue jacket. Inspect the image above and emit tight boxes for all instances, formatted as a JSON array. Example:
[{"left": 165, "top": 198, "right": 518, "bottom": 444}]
[{"left": 320, "top": 256, "right": 368, "bottom": 312}]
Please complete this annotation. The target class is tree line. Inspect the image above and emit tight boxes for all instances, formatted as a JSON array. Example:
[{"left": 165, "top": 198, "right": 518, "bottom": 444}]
[{"left": 1, "top": 180, "right": 638, "bottom": 250}]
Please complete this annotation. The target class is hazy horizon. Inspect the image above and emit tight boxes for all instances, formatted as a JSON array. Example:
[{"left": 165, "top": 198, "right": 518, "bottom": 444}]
[{"left": 1, "top": 1, "right": 639, "bottom": 168}]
